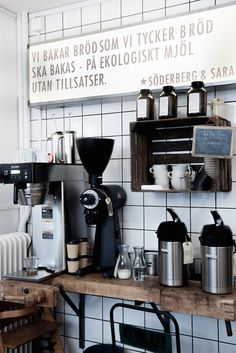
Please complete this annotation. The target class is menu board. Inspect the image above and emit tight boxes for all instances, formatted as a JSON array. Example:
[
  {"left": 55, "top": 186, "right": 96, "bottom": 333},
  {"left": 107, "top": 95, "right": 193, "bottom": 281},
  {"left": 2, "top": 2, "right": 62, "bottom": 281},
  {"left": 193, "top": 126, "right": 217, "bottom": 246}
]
[
  {"left": 29, "top": 4, "right": 236, "bottom": 105},
  {"left": 192, "top": 126, "right": 235, "bottom": 158}
]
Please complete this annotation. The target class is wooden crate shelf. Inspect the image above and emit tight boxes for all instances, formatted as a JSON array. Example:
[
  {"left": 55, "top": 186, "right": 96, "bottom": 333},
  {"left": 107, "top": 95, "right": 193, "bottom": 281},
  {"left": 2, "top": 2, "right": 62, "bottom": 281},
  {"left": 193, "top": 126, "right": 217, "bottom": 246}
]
[{"left": 130, "top": 116, "right": 232, "bottom": 192}]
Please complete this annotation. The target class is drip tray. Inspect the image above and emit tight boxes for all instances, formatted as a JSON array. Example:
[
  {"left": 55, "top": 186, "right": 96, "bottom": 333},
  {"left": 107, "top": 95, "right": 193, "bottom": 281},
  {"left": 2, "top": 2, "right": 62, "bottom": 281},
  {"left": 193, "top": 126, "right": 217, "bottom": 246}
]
[{"left": 4, "top": 269, "right": 64, "bottom": 282}]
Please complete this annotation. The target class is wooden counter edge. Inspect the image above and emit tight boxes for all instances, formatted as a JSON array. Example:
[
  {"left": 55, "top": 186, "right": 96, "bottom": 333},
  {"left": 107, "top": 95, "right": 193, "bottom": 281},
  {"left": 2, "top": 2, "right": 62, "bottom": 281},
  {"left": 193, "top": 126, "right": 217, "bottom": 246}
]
[
  {"left": 52, "top": 275, "right": 236, "bottom": 321},
  {"left": 52, "top": 273, "right": 162, "bottom": 303},
  {"left": 160, "top": 281, "right": 236, "bottom": 321}
]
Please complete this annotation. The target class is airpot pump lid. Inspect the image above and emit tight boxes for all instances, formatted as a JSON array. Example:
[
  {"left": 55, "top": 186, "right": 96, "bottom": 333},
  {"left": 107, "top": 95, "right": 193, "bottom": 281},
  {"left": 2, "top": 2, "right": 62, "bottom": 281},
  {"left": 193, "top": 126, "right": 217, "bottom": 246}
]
[
  {"left": 199, "top": 210, "right": 233, "bottom": 247},
  {"left": 156, "top": 208, "right": 187, "bottom": 243}
]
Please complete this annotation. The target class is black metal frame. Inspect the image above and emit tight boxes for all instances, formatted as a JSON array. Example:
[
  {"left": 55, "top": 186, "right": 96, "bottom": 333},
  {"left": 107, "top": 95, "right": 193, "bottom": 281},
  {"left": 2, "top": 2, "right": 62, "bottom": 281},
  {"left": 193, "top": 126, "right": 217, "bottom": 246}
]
[
  {"left": 57, "top": 285, "right": 233, "bottom": 351},
  {"left": 110, "top": 302, "right": 181, "bottom": 353},
  {"left": 57, "top": 286, "right": 85, "bottom": 348}
]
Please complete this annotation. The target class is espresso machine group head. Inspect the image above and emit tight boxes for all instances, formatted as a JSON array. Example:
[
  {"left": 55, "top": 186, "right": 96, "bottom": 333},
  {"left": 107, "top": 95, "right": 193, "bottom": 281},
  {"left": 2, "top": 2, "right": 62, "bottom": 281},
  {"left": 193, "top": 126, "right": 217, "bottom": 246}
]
[{"left": 76, "top": 138, "right": 126, "bottom": 276}]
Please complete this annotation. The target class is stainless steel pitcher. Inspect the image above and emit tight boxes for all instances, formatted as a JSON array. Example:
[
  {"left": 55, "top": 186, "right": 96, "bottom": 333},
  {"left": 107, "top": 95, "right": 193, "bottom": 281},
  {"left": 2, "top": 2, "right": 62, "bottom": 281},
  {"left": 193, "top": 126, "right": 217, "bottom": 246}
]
[
  {"left": 62, "top": 130, "right": 76, "bottom": 164},
  {"left": 47, "top": 131, "right": 64, "bottom": 163}
]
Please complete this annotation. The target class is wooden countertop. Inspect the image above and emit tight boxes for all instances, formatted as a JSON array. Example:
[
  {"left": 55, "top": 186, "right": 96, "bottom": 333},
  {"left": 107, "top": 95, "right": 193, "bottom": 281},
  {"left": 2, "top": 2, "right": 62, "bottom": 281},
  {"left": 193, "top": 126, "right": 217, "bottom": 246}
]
[
  {"left": 52, "top": 273, "right": 163, "bottom": 303},
  {"left": 52, "top": 274, "right": 236, "bottom": 321},
  {"left": 160, "top": 281, "right": 236, "bottom": 321}
]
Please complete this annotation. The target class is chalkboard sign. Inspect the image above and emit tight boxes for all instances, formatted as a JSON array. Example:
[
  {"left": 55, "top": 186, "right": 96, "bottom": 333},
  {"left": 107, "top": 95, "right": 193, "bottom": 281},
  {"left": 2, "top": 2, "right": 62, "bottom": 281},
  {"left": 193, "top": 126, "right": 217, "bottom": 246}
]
[{"left": 192, "top": 126, "right": 235, "bottom": 159}]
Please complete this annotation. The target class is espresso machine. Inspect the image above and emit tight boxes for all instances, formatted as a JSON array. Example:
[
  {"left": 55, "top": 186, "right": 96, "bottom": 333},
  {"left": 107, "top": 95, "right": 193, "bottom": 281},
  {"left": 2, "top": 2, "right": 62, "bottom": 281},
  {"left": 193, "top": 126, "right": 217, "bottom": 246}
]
[
  {"left": 76, "top": 138, "right": 126, "bottom": 277},
  {"left": 0, "top": 162, "right": 86, "bottom": 281}
]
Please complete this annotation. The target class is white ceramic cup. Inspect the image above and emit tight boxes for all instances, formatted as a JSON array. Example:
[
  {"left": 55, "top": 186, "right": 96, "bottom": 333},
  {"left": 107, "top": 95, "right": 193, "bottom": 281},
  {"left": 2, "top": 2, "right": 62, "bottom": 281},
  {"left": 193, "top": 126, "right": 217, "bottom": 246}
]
[
  {"left": 154, "top": 174, "right": 169, "bottom": 187},
  {"left": 149, "top": 164, "right": 168, "bottom": 174},
  {"left": 171, "top": 164, "right": 188, "bottom": 173},
  {"left": 169, "top": 172, "right": 186, "bottom": 190},
  {"left": 169, "top": 164, "right": 193, "bottom": 190},
  {"left": 149, "top": 165, "right": 169, "bottom": 187}
]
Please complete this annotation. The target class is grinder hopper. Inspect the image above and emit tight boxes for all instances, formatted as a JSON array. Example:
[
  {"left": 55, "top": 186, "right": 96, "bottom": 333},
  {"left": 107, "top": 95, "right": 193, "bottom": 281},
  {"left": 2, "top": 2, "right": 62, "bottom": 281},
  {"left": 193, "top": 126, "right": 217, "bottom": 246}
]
[{"left": 76, "top": 137, "right": 114, "bottom": 187}]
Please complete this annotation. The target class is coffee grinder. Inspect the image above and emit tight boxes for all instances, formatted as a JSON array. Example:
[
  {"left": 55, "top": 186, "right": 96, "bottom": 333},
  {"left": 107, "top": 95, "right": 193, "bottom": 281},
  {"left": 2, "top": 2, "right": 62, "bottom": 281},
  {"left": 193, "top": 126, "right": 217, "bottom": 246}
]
[{"left": 76, "top": 138, "right": 126, "bottom": 277}]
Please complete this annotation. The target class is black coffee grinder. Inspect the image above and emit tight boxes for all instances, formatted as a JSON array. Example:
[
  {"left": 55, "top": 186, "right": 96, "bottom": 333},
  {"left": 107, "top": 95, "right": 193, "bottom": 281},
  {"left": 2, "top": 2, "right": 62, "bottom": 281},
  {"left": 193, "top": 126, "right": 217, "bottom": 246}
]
[{"left": 76, "top": 138, "right": 126, "bottom": 277}]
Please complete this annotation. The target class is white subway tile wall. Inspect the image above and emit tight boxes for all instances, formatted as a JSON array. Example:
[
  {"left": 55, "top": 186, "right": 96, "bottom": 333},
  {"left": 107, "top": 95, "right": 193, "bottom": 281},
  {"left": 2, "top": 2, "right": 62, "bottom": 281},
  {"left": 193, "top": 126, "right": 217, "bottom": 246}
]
[{"left": 28, "top": 0, "right": 236, "bottom": 352}]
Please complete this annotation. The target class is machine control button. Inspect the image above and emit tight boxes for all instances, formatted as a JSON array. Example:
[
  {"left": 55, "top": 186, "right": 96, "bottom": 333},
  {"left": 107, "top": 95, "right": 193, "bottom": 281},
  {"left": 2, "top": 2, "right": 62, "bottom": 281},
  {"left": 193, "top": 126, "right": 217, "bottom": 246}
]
[
  {"left": 80, "top": 189, "right": 99, "bottom": 209},
  {"left": 81, "top": 193, "right": 96, "bottom": 205}
]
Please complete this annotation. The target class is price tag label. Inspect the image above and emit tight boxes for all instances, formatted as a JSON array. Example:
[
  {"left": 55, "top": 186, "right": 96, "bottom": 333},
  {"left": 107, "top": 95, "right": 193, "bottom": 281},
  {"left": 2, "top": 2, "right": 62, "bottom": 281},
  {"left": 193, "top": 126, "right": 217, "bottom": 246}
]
[{"left": 183, "top": 242, "right": 193, "bottom": 264}]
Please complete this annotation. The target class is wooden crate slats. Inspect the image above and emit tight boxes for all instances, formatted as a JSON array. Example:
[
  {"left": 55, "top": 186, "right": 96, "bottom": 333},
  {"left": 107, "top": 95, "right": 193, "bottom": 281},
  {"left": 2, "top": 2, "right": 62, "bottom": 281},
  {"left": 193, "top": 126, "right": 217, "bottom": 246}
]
[
  {"left": 152, "top": 154, "right": 203, "bottom": 165},
  {"left": 153, "top": 126, "right": 193, "bottom": 140},
  {"left": 130, "top": 117, "right": 213, "bottom": 134},
  {"left": 130, "top": 116, "right": 232, "bottom": 192},
  {"left": 152, "top": 140, "right": 193, "bottom": 153}
]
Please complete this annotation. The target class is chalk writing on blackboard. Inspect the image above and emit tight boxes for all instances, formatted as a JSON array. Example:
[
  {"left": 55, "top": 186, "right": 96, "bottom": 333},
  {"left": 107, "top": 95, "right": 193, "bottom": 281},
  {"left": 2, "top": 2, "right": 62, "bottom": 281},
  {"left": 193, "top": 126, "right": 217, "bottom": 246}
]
[{"left": 192, "top": 126, "right": 235, "bottom": 158}]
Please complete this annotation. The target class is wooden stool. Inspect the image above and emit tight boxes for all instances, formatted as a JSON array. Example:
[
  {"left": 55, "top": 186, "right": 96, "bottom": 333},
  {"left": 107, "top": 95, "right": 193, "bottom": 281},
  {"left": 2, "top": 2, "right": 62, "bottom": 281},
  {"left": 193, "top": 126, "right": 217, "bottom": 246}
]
[{"left": 0, "top": 280, "right": 65, "bottom": 353}]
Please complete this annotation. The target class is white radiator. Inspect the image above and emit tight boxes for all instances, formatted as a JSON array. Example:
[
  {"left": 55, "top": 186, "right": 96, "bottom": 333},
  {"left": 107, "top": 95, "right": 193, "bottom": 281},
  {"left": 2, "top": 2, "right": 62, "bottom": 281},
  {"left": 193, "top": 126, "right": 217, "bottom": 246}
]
[
  {"left": 0, "top": 232, "right": 31, "bottom": 279},
  {"left": 0, "top": 232, "right": 32, "bottom": 353}
]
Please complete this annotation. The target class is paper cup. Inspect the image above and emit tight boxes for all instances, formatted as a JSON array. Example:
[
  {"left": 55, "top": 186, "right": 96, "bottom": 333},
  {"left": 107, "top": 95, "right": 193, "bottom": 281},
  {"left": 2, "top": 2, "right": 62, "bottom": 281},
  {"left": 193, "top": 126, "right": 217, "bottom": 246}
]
[
  {"left": 66, "top": 240, "right": 80, "bottom": 259},
  {"left": 79, "top": 238, "right": 88, "bottom": 256},
  {"left": 67, "top": 257, "right": 80, "bottom": 274}
]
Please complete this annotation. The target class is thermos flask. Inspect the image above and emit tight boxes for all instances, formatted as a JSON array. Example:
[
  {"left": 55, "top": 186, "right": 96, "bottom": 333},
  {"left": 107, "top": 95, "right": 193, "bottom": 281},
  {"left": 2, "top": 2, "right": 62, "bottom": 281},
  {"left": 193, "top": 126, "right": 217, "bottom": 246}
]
[
  {"left": 199, "top": 210, "right": 234, "bottom": 294},
  {"left": 157, "top": 208, "right": 191, "bottom": 287}
]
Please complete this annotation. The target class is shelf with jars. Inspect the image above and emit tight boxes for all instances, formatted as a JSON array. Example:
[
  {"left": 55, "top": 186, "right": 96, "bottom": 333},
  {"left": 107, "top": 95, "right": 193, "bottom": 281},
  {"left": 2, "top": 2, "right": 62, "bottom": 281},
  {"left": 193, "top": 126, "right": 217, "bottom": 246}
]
[{"left": 130, "top": 116, "right": 232, "bottom": 192}]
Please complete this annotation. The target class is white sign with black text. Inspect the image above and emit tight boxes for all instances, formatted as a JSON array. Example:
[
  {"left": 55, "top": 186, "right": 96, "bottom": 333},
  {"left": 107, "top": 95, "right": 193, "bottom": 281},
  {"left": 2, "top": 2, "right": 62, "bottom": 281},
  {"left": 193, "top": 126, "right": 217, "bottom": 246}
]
[{"left": 29, "top": 4, "right": 236, "bottom": 105}]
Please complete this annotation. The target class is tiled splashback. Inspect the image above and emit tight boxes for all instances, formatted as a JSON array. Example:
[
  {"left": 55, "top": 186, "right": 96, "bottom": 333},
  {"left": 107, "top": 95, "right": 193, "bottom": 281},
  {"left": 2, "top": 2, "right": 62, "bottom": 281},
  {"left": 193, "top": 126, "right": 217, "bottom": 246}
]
[{"left": 29, "top": 0, "right": 236, "bottom": 352}]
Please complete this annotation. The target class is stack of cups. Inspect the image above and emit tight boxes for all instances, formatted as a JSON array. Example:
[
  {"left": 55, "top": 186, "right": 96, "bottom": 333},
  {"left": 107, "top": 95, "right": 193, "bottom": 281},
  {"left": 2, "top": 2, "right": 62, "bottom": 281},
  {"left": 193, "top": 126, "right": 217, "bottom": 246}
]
[
  {"left": 66, "top": 238, "right": 89, "bottom": 274},
  {"left": 149, "top": 164, "right": 169, "bottom": 188},
  {"left": 79, "top": 238, "right": 89, "bottom": 270},
  {"left": 66, "top": 240, "right": 80, "bottom": 274}
]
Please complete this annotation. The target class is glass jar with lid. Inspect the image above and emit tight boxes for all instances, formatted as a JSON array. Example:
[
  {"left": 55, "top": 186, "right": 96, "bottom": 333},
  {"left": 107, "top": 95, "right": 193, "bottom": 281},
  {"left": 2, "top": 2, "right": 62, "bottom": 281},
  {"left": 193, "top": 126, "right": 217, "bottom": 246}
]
[
  {"left": 187, "top": 81, "right": 207, "bottom": 117},
  {"left": 136, "top": 89, "right": 154, "bottom": 121},
  {"left": 158, "top": 85, "right": 177, "bottom": 119}
]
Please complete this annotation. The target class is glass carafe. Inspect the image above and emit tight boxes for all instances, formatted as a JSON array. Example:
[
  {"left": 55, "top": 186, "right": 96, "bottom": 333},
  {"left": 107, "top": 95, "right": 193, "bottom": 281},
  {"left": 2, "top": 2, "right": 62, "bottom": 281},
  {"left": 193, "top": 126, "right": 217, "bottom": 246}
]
[
  {"left": 117, "top": 244, "right": 131, "bottom": 279},
  {"left": 133, "top": 246, "right": 147, "bottom": 281}
]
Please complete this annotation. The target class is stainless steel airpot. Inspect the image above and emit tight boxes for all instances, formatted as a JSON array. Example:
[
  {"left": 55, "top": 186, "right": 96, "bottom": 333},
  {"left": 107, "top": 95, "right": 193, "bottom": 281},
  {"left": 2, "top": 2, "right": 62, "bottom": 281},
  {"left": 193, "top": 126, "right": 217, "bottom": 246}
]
[
  {"left": 157, "top": 208, "right": 190, "bottom": 287},
  {"left": 199, "top": 210, "right": 234, "bottom": 294}
]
